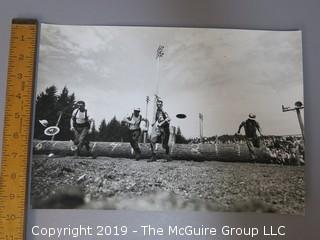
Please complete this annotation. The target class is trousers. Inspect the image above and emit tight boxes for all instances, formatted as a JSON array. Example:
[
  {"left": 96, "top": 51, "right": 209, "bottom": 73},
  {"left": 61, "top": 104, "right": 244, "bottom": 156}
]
[{"left": 129, "top": 129, "right": 141, "bottom": 154}]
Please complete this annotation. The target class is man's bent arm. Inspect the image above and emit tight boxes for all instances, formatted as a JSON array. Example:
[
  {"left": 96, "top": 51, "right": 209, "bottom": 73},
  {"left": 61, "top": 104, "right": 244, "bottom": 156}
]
[
  {"left": 89, "top": 119, "right": 94, "bottom": 131},
  {"left": 70, "top": 118, "right": 74, "bottom": 130},
  {"left": 237, "top": 122, "right": 244, "bottom": 134}
]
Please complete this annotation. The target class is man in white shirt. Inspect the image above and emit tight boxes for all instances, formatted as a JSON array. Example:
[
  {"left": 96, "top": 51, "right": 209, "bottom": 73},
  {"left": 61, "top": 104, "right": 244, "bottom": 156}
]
[
  {"left": 70, "top": 101, "right": 94, "bottom": 156},
  {"left": 122, "top": 107, "right": 147, "bottom": 160}
]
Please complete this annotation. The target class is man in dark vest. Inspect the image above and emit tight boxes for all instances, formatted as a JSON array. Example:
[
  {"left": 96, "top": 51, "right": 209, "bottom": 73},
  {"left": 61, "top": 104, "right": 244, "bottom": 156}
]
[
  {"left": 70, "top": 101, "right": 94, "bottom": 156},
  {"left": 237, "top": 113, "right": 263, "bottom": 161},
  {"left": 148, "top": 99, "right": 171, "bottom": 162}
]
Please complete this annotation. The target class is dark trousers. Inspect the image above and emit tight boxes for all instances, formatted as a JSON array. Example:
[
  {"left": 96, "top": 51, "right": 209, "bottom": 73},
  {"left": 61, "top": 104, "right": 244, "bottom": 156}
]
[
  {"left": 245, "top": 137, "right": 260, "bottom": 160},
  {"left": 74, "top": 126, "right": 90, "bottom": 152},
  {"left": 129, "top": 129, "right": 141, "bottom": 154},
  {"left": 150, "top": 125, "right": 170, "bottom": 155}
]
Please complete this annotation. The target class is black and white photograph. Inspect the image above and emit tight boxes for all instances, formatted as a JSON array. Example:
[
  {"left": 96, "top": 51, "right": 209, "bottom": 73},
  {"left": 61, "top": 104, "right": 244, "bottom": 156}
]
[{"left": 31, "top": 24, "right": 305, "bottom": 214}]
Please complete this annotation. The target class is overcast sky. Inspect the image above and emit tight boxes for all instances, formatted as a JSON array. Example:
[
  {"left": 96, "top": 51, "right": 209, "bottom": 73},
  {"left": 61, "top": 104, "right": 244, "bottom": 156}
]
[{"left": 37, "top": 24, "right": 303, "bottom": 138}]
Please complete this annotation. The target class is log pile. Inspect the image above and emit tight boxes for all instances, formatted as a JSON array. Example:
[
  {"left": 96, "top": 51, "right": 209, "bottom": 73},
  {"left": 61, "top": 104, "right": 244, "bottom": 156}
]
[{"left": 33, "top": 140, "right": 271, "bottom": 162}]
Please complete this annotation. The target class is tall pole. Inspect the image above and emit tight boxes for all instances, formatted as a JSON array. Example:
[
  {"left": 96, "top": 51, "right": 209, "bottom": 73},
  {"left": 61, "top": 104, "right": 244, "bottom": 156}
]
[
  {"left": 144, "top": 96, "right": 150, "bottom": 143},
  {"left": 199, "top": 113, "right": 204, "bottom": 142},
  {"left": 200, "top": 119, "right": 202, "bottom": 141},
  {"left": 155, "top": 57, "right": 160, "bottom": 96},
  {"left": 153, "top": 45, "right": 165, "bottom": 123},
  {"left": 51, "top": 111, "right": 63, "bottom": 141},
  {"left": 146, "top": 96, "right": 150, "bottom": 124},
  {"left": 201, "top": 116, "right": 203, "bottom": 141},
  {"left": 152, "top": 58, "right": 159, "bottom": 123},
  {"left": 296, "top": 108, "right": 304, "bottom": 138}
]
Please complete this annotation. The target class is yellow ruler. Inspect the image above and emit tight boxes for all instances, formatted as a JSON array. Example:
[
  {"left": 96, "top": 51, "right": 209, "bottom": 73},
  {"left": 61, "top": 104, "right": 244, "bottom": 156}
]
[{"left": 0, "top": 19, "right": 38, "bottom": 240}]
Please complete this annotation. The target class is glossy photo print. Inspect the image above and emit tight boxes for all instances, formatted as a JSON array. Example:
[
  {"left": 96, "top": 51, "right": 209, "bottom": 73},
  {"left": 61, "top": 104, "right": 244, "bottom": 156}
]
[{"left": 30, "top": 24, "right": 304, "bottom": 214}]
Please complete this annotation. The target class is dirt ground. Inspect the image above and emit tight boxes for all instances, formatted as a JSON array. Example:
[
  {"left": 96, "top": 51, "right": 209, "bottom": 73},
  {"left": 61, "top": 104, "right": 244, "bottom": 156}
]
[{"left": 30, "top": 155, "right": 305, "bottom": 215}]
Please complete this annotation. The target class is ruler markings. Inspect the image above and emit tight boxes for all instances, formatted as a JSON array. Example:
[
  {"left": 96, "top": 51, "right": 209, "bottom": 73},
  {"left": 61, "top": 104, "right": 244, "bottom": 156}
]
[{"left": 0, "top": 19, "right": 38, "bottom": 240}]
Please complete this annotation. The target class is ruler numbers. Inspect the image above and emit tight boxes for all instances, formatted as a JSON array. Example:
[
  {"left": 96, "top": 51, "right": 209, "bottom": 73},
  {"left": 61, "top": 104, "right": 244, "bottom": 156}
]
[{"left": 0, "top": 20, "right": 37, "bottom": 240}]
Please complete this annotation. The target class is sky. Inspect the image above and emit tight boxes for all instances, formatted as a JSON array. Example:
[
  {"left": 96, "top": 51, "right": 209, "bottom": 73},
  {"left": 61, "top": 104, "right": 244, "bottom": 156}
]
[{"left": 37, "top": 24, "right": 304, "bottom": 138}]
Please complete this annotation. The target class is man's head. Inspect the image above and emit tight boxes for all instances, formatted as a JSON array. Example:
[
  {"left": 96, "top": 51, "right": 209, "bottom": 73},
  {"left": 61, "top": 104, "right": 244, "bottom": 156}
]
[
  {"left": 248, "top": 113, "right": 256, "bottom": 120},
  {"left": 133, "top": 107, "right": 140, "bottom": 117},
  {"left": 158, "top": 113, "right": 164, "bottom": 122},
  {"left": 156, "top": 100, "right": 163, "bottom": 110},
  {"left": 77, "top": 101, "right": 85, "bottom": 111}
]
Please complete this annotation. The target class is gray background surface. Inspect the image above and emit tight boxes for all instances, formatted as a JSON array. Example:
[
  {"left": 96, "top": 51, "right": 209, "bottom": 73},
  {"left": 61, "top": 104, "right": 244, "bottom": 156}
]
[{"left": 0, "top": 0, "right": 319, "bottom": 239}]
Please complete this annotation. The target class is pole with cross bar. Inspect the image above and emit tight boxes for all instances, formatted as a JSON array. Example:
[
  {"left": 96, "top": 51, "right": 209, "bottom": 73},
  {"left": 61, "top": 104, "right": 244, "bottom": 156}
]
[
  {"left": 282, "top": 101, "right": 304, "bottom": 139},
  {"left": 153, "top": 45, "right": 165, "bottom": 123}
]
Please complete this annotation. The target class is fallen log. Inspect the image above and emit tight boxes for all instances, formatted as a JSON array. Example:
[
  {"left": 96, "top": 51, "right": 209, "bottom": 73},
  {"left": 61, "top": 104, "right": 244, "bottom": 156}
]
[{"left": 33, "top": 140, "right": 271, "bottom": 162}]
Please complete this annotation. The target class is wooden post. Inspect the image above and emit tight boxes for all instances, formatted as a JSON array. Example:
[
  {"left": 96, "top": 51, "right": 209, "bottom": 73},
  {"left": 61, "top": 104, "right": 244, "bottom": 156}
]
[
  {"left": 51, "top": 111, "right": 63, "bottom": 141},
  {"left": 296, "top": 108, "right": 304, "bottom": 139},
  {"left": 199, "top": 113, "right": 204, "bottom": 142}
]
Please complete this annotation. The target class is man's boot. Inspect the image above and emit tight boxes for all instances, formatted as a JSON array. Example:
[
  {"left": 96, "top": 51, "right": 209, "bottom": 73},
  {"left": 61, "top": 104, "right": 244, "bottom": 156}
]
[
  {"left": 135, "top": 152, "right": 141, "bottom": 161},
  {"left": 90, "top": 148, "right": 97, "bottom": 159},
  {"left": 73, "top": 147, "right": 79, "bottom": 158},
  {"left": 250, "top": 153, "right": 257, "bottom": 163},
  {"left": 165, "top": 154, "right": 172, "bottom": 162},
  {"left": 85, "top": 143, "right": 90, "bottom": 152},
  {"left": 147, "top": 153, "right": 156, "bottom": 162}
]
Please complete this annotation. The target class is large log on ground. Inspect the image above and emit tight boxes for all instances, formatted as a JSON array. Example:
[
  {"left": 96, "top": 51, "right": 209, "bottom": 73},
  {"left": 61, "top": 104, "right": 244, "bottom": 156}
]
[{"left": 33, "top": 140, "right": 271, "bottom": 162}]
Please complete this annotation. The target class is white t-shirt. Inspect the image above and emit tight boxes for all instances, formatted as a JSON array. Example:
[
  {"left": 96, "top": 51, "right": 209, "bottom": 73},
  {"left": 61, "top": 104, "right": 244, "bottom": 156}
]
[
  {"left": 128, "top": 115, "right": 142, "bottom": 130},
  {"left": 72, "top": 109, "right": 88, "bottom": 124}
]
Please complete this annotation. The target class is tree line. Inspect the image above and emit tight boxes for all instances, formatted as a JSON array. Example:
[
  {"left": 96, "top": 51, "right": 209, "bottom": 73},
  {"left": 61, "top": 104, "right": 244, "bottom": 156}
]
[{"left": 34, "top": 85, "right": 187, "bottom": 143}]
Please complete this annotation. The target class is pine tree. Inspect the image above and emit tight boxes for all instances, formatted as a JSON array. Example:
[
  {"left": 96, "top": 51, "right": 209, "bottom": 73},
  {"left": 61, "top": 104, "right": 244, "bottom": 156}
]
[
  {"left": 89, "top": 121, "right": 99, "bottom": 141},
  {"left": 98, "top": 119, "right": 108, "bottom": 141},
  {"left": 34, "top": 85, "right": 58, "bottom": 139},
  {"left": 33, "top": 85, "right": 78, "bottom": 140},
  {"left": 55, "top": 87, "right": 76, "bottom": 140},
  {"left": 97, "top": 117, "right": 129, "bottom": 142},
  {"left": 119, "top": 123, "right": 130, "bottom": 142},
  {"left": 176, "top": 126, "right": 187, "bottom": 144},
  {"left": 105, "top": 116, "right": 122, "bottom": 141}
]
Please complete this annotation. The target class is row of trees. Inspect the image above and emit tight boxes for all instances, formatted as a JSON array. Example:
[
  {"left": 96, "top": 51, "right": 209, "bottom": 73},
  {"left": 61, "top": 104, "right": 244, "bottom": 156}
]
[
  {"left": 34, "top": 85, "right": 75, "bottom": 141},
  {"left": 34, "top": 85, "right": 187, "bottom": 143}
]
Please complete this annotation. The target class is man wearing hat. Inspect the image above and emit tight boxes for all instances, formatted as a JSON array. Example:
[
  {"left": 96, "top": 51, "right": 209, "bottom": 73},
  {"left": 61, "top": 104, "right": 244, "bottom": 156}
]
[
  {"left": 122, "top": 107, "right": 147, "bottom": 160},
  {"left": 70, "top": 101, "right": 94, "bottom": 156},
  {"left": 237, "top": 113, "right": 263, "bottom": 161}
]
